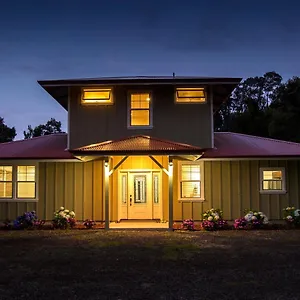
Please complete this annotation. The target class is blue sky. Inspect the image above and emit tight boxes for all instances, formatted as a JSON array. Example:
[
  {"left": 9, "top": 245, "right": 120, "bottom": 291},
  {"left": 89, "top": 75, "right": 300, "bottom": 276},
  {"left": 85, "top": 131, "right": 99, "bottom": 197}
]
[{"left": 0, "top": 0, "right": 299, "bottom": 139}]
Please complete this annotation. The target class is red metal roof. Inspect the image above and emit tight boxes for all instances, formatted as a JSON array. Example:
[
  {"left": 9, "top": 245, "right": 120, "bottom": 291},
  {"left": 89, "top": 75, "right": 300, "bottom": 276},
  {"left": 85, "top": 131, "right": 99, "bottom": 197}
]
[
  {"left": 1, "top": 132, "right": 300, "bottom": 159},
  {"left": 0, "top": 134, "right": 74, "bottom": 159},
  {"left": 72, "top": 135, "right": 203, "bottom": 155},
  {"left": 203, "top": 132, "right": 300, "bottom": 158}
]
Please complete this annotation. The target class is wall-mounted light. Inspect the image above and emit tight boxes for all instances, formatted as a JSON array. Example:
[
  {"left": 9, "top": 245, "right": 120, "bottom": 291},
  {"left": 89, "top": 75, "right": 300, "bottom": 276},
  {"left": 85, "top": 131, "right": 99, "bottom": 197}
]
[
  {"left": 104, "top": 161, "right": 109, "bottom": 168},
  {"left": 169, "top": 161, "right": 173, "bottom": 167}
]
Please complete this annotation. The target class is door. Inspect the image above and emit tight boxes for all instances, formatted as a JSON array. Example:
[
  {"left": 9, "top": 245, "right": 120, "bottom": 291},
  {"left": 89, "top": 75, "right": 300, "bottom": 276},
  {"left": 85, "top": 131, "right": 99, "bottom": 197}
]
[{"left": 128, "top": 172, "right": 152, "bottom": 219}]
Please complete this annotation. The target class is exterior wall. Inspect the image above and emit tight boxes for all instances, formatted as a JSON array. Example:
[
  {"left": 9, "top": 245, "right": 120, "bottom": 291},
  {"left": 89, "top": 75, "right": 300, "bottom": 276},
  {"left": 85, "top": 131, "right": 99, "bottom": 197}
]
[
  {"left": 173, "top": 160, "right": 300, "bottom": 221},
  {"left": 68, "top": 85, "right": 213, "bottom": 149}
]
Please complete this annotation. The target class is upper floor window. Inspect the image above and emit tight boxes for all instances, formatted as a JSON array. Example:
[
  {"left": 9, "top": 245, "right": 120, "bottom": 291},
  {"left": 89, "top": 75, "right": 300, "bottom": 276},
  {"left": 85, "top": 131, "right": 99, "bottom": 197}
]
[
  {"left": 81, "top": 88, "right": 113, "bottom": 104},
  {"left": 128, "top": 92, "right": 152, "bottom": 127},
  {"left": 176, "top": 88, "right": 206, "bottom": 103},
  {"left": 260, "top": 167, "right": 286, "bottom": 194}
]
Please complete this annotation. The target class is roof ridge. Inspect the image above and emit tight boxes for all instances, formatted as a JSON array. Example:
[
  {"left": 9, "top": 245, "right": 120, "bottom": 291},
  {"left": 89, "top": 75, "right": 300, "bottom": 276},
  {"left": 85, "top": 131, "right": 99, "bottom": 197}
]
[
  {"left": 0, "top": 133, "right": 67, "bottom": 146},
  {"left": 215, "top": 132, "right": 300, "bottom": 146}
]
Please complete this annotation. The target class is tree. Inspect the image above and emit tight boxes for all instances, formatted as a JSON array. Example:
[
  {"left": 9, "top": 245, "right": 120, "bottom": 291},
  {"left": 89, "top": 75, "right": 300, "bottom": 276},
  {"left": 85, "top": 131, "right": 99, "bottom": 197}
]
[
  {"left": 24, "top": 118, "right": 63, "bottom": 139},
  {"left": 0, "top": 117, "right": 16, "bottom": 143}
]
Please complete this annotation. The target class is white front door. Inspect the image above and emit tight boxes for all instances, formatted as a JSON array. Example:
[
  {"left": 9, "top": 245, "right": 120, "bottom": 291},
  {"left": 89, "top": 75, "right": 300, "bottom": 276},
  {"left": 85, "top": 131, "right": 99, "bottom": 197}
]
[{"left": 118, "top": 171, "right": 162, "bottom": 221}]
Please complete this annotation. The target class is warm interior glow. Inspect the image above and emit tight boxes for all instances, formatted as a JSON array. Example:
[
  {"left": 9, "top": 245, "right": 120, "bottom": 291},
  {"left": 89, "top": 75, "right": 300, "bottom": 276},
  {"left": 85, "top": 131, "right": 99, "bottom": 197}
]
[
  {"left": 181, "top": 164, "right": 201, "bottom": 198},
  {"left": 262, "top": 170, "right": 283, "bottom": 190},
  {"left": 82, "top": 88, "right": 112, "bottom": 104},
  {"left": 17, "top": 166, "right": 36, "bottom": 198},
  {"left": 130, "top": 93, "right": 150, "bottom": 126},
  {"left": 0, "top": 166, "right": 13, "bottom": 198},
  {"left": 176, "top": 88, "right": 206, "bottom": 103}
]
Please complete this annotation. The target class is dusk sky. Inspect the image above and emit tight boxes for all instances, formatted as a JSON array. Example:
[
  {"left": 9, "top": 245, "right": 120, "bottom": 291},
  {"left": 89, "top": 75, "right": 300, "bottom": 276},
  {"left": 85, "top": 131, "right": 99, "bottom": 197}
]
[{"left": 1, "top": 0, "right": 299, "bottom": 139}]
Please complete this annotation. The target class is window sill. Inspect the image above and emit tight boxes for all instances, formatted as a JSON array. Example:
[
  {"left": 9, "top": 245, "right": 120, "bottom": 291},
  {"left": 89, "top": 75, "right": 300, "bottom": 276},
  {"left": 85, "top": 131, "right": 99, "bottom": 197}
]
[
  {"left": 179, "top": 198, "right": 205, "bottom": 202},
  {"left": 0, "top": 199, "right": 38, "bottom": 202},
  {"left": 127, "top": 126, "right": 153, "bottom": 130},
  {"left": 259, "top": 190, "right": 287, "bottom": 195}
]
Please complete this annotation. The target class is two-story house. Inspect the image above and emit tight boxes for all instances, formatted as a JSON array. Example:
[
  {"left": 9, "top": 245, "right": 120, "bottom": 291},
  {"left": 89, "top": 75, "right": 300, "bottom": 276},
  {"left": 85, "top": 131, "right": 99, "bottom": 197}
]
[{"left": 1, "top": 75, "right": 300, "bottom": 229}]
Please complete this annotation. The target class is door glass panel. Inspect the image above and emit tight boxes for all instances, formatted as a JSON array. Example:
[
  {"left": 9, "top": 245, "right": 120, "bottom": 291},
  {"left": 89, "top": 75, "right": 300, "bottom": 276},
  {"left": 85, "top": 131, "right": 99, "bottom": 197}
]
[
  {"left": 121, "top": 175, "right": 127, "bottom": 203},
  {"left": 153, "top": 174, "right": 159, "bottom": 203},
  {"left": 134, "top": 175, "right": 146, "bottom": 203}
]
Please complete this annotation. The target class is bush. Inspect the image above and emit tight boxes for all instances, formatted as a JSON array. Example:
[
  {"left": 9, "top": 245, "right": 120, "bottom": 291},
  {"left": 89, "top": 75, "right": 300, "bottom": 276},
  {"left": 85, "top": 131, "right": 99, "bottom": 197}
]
[
  {"left": 283, "top": 206, "right": 300, "bottom": 227},
  {"left": 52, "top": 207, "right": 76, "bottom": 229},
  {"left": 201, "top": 208, "right": 228, "bottom": 231},
  {"left": 234, "top": 209, "right": 269, "bottom": 229},
  {"left": 13, "top": 211, "right": 38, "bottom": 229},
  {"left": 83, "top": 219, "right": 96, "bottom": 229},
  {"left": 181, "top": 219, "right": 194, "bottom": 231}
]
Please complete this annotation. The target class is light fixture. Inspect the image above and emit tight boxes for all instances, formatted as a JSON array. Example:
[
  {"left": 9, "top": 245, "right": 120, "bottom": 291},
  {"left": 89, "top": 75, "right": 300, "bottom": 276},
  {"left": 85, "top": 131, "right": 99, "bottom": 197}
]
[{"left": 104, "top": 161, "right": 108, "bottom": 168}]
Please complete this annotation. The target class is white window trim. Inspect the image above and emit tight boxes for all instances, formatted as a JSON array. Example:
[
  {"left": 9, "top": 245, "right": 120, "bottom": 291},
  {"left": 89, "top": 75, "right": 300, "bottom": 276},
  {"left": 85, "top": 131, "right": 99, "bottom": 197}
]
[
  {"left": 178, "top": 161, "right": 205, "bottom": 202},
  {"left": 174, "top": 87, "right": 207, "bottom": 104},
  {"left": 81, "top": 87, "right": 114, "bottom": 105},
  {"left": 259, "top": 167, "right": 286, "bottom": 194},
  {"left": 127, "top": 90, "right": 153, "bottom": 129},
  {"left": 0, "top": 162, "right": 39, "bottom": 202}
]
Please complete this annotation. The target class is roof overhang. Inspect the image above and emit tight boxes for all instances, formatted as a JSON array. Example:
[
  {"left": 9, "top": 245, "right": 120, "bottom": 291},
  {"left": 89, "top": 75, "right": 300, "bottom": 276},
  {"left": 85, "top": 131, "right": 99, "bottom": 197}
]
[{"left": 38, "top": 76, "right": 242, "bottom": 111}]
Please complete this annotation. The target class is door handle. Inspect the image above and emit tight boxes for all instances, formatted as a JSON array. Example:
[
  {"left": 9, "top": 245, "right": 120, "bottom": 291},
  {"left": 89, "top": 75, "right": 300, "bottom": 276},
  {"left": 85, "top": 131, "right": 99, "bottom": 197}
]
[{"left": 130, "top": 195, "right": 132, "bottom": 206}]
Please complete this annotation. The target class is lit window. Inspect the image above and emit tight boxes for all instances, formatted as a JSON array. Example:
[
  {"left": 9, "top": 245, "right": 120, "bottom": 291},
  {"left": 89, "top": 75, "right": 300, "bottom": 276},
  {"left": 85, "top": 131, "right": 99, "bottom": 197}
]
[
  {"left": 179, "top": 163, "right": 204, "bottom": 200},
  {"left": 176, "top": 88, "right": 206, "bottom": 103},
  {"left": 129, "top": 93, "right": 151, "bottom": 127},
  {"left": 17, "top": 166, "right": 36, "bottom": 198},
  {"left": 0, "top": 166, "right": 13, "bottom": 198},
  {"left": 82, "top": 88, "right": 113, "bottom": 104},
  {"left": 260, "top": 168, "right": 286, "bottom": 193}
]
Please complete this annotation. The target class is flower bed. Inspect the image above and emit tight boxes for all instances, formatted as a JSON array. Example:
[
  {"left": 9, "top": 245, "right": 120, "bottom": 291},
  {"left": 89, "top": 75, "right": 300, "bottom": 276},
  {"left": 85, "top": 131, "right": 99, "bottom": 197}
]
[
  {"left": 201, "top": 208, "right": 228, "bottom": 231},
  {"left": 234, "top": 210, "right": 268, "bottom": 229},
  {"left": 52, "top": 207, "right": 76, "bottom": 229},
  {"left": 283, "top": 206, "right": 300, "bottom": 228}
]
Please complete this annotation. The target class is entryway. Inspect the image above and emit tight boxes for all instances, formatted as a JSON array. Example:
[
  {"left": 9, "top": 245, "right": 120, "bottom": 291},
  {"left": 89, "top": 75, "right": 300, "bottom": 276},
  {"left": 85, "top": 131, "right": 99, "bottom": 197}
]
[{"left": 118, "top": 170, "right": 163, "bottom": 221}]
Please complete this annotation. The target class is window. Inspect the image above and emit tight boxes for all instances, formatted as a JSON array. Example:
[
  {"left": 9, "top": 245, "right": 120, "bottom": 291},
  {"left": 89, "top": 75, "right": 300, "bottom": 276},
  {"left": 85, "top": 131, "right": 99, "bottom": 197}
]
[
  {"left": 81, "top": 88, "right": 113, "bottom": 104},
  {"left": 0, "top": 165, "right": 37, "bottom": 200},
  {"left": 0, "top": 166, "right": 13, "bottom": 198},
  {"left": 176, "top": 88, "right": 206, "bottom": 103},
  {"left": 179, "top": 162, "right": 204, "bottom": 200},
  {"left": 260, "top": 167, "right": 286, "bottom": 193},
  {"left": 129, "top": 92, "right": 151, "bottom": 127}
]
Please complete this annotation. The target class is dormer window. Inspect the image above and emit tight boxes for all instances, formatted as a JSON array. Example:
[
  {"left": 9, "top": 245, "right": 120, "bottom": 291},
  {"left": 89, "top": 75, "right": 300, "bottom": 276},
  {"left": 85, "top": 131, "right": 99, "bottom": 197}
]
[
  {"left": 81, "top": 88, "right": 113, "bottom": 104},
  {"left": 176, "top": 88, "right": 206, "bottom": 103}
]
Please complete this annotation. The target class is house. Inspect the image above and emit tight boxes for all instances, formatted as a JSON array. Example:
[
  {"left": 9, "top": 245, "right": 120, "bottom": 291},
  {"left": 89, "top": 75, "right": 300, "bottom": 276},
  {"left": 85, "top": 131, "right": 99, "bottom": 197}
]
[{"left": 1, "top": 75, "right": 300, "bottom": 229}]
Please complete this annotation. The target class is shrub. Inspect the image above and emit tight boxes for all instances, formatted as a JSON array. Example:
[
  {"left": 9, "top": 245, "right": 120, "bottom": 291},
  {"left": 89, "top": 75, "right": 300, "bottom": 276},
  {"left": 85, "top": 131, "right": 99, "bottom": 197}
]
[
  {"left": 201, "top": 208, "right": 228, "bottom": 231},
  {"left": 234, "top": 209, "right": 269, "bottom": 230},
  {"left": 83, "top": 219, "right": 96, "bottom": 229},
  {"left": 283, "top": 206, "right": 300, "bottom": 227},
  {"left": 13, "top": 211, "right": 38, "bottom": 229},
  {"left": 52, "top": 207, "right": 76, "bottom": 229},
  {"left": 181, "top": 219, "right": 195, "bottom": 231},
  {"left": 233, "top": 218, "right": 248, "bottom": 229}
]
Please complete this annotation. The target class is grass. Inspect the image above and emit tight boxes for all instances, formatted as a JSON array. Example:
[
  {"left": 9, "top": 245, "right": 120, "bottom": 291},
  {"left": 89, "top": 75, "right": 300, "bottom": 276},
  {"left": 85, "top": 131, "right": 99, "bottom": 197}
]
[{"left": 0, "top": 230, "right": 300, "bottom": 299}]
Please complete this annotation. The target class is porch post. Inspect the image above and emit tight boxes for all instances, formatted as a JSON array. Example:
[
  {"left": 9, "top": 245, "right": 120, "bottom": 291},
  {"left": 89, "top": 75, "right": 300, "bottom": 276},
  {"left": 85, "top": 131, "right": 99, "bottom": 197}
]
[
  {"left": 168, "top": 158, "right": 173, "bottom": 231},
  {"left": 104, "top": 158, "right": 110, "bottom": 230}
]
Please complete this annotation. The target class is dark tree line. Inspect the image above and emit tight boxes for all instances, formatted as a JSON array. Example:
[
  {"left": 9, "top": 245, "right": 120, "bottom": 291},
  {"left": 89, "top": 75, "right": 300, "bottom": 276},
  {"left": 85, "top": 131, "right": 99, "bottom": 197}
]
[{"left": 214, "top": 72, "right": 300, "bottom": 142}]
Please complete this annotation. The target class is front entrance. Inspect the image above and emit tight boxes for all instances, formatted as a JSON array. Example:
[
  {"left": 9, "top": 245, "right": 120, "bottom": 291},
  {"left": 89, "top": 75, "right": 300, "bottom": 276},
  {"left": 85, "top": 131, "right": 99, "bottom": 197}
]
[{"left": 118, "top": 170, "right": 162, "bottom": 221}]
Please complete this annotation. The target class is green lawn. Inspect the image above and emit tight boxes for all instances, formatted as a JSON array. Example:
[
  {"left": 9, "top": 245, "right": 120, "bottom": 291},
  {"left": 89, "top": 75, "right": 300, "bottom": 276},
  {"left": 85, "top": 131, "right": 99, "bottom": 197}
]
[{"left": 0, "top": 229, "right": 299, "bottom": 300}]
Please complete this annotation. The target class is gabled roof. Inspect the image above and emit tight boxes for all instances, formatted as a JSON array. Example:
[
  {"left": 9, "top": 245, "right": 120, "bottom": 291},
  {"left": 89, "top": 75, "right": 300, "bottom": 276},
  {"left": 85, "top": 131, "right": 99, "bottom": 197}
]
[
  {"left": 38, "top": 75, "right": 242, "bottom": 111},
  {"left": 1, "top": 132, "right": 300, "bottom": 160},
  {"left": 71, "top": 135, "right": 203, "bottom": 155},
  {"left": 203, "top": 132, "right": 300, "bottom": 158},
  {"left": 0, "top": 134, "right": 74, "bottom": 159}
]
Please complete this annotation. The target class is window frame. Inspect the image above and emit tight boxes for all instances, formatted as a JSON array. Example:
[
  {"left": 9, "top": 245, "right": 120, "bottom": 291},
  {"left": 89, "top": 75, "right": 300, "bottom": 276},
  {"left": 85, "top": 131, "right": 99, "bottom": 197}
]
[
  {"left": 259, "top": 167, "right": 286, "bottom": 194},
  {"left": 81, "top": 87, "right": 114, "bottom": 105},
  {"left": 0, "top": 162, "right": 38, "bottom": 202},
  {"left": 0, "top": 166, "right": 13, "bottom": 199},
  {"left": 175, "top": 87, "right": 207, "bottom": 104},
  {"left": 127, "top": 90, "right": 153, "bottom": 129},
  {"left": 178, "top": 161, "right": 205, "bottom": 202}
]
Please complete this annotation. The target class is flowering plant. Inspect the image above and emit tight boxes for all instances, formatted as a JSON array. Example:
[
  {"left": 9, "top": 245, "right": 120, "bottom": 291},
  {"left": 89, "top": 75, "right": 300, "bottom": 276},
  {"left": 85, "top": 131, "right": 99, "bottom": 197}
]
[
  {"left": 83, "top": 219, "right": 96, "bottom": 229},
  {"left": 201, "top": 208, "right": 228, "bottom": 230},
  {"left": 181, "top": 219, "right": 195, "bottom": 231},
  {"left": 283, "top": 206, "right": 300, "bottom": 227},
  {"left": 13, "top": 211, "right": 38, "bottom": 229},
  {"left": 52, "top": 207, "right": 76, "bottom": 229},
  {"left": 234, "top": 209, "right": 268, "bottom": 229}
]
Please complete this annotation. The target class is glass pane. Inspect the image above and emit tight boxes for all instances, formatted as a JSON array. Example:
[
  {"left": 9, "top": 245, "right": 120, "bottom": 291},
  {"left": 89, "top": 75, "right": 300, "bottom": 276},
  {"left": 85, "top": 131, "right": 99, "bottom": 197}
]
[
  {"left": 122, "top": 175, "right": 127, "bottom": 204},
  {"left": 131, "top": 110, "right": 150, "bottom": 126},
  {"left": 17, "top": 182, "right": 36, "bottom": 198},
  {"left": 131, "top": 93, "right": 150, "bottom": 109},
  {"left": 263, "top": 180, "right": 282, "bottom": 190},
  {"left": 17, "top": 166, "right": 35, "bottom": 181},
  {"left": 181, "top": 181, "right": 200, "bottom": 198},
  {"left": 153, "top": 174, "right": 159, "bottom": 204},
  {"left": 181, "top": 165, "right": 200, "bottom": 181},
  {"left": 263, "top": 170, "right": 282, "bottom": 180},
  {"left": 176, "top": 88, "right": 205, "bottom": 103},
  {"left": 0, "top": 166, "right": 13, "bottom": 181},
  {"left": 83, "top": 89, "right": 111, "bottom": 100},
  {"left": 134, "top": 175, "right": 146, "bottom": 203},
  {"left": 0, "top": 182, "right": 12, "bottom": 198}
]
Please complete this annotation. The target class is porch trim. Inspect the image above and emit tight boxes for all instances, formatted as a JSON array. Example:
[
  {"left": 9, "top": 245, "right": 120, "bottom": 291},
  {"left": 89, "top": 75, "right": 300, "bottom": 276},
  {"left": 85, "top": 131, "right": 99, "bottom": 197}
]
[{"left": 149, "top": 156, "right": 169, "bottom": 176}]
